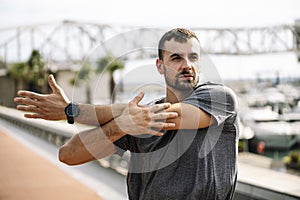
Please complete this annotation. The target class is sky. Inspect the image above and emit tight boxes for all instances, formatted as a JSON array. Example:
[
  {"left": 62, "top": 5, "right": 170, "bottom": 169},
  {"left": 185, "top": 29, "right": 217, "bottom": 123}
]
[
  {"left": 1, "top": 0, "right": 300, "bottom": 80},
  {"left": 1, "top": 0, "right": 300, "bottom": 28}
]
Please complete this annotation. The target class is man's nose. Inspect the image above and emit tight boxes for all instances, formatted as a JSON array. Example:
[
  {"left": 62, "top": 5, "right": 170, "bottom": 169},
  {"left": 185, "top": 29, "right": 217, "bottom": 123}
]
[{"left": 181, "top": 58, "right": 192, "bottom": 71}]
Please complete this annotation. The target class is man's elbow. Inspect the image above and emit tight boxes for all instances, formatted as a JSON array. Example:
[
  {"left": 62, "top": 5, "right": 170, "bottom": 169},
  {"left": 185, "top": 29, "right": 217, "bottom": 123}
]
[{"left": 58, "top": 145, "right": 78, "bottom": 166}]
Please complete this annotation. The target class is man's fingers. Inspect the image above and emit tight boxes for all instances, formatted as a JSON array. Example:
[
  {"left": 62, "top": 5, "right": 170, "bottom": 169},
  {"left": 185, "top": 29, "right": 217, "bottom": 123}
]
[
  {"left": 48, "top": 74, "right": 61, "bottom": 93},
  {"left": 149, "top": 121, "right": 176, "bottom": 129},
  {"left": 16, "top": 90, "right": 43, "bottom": 100},
  {"left": 149, "top": 103, "right": 171, "bottom": 113},
  {"left": 153, "top": 132, "right": 164, "bottom": 137},
  {"left": 150, "top": 112, "right": 178, "bottom": 121},
  {"left": 14, "top": 97, "right": 41, "bottom": 107},
  {"left": 130, "top": 92, "right": 144, "bottom": 105},
  {"left": 24, "top": 113, "right": 44, "bottom": 119},
  {"left": 16, "top": 105, "right": 40, "bottom": 113},
  {"left": 140, "top": 127, "right": 164, "bottom": 136}
]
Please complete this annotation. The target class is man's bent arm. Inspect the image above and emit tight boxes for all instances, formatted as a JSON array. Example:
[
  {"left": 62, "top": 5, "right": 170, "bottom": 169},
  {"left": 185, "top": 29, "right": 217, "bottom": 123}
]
[
  {"left": 59, "top": 93, "right": 177, "bottom": 165},
  {"left": 59, "top": 120, "right": 125, "bottom": 165}
]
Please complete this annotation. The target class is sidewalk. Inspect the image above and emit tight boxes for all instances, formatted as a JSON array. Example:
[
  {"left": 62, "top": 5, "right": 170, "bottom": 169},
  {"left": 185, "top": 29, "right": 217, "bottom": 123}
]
[{"left": 0, "top": 130, "right": 103, "bottom": 200}]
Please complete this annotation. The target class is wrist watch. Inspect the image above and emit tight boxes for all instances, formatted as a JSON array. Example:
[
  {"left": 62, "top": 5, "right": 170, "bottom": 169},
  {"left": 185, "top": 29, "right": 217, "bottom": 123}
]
[{"left": 64, "top": 102, "right": 80, "bottom": 124}]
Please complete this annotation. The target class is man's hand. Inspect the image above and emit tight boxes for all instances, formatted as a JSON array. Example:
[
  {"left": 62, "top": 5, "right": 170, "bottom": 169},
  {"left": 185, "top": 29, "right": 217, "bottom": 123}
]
[
  {"left": 14, "top": 74, "right": 70, "bottom": 120},
  {"left": 115, "top": 92, "right": 178, "bottom": 136}
]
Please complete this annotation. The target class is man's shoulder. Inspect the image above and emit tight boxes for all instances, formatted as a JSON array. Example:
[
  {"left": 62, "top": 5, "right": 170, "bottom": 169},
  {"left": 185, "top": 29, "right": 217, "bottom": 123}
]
[
  {"left": 193, "top": 82, "right": 238, "bottom": 108},
  {"left": 195, "top": 82, "right": 236, "bottom": 95}
]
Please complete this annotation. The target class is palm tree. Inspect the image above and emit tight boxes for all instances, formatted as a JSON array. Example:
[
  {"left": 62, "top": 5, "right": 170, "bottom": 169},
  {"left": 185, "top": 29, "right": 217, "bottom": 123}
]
[
  {"left": 70, "top": 55, "right": 124, "bottom": 103},
  {"left": 96, "top": 55, "right": 124, "bottom": 102},
  {"left": 70, "top": 63, "right": 94, "bottom": 104},
  {"left": 0, "top": 58, "right": 6, "bottom": 69},
  {"left": 8, "top": 49, "right": 49, "bottom": 94},
  {"left": 27, "top": 50, "right": 48, "bottom": 93},
  {"left": 7, "top": 61, "right": 29, "bottom": 91}
]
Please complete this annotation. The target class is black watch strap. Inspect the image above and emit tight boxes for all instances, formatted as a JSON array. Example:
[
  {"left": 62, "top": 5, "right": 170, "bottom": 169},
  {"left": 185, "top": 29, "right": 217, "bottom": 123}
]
[{"left": 67, "top": 115, "right": 75, "bottom": 124}]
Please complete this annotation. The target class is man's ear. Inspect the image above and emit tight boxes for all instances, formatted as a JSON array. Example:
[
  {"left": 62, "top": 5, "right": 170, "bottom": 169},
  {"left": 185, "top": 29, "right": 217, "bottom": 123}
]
[{"left": 156, "top": 59, "right": 164, "bottom": 74}]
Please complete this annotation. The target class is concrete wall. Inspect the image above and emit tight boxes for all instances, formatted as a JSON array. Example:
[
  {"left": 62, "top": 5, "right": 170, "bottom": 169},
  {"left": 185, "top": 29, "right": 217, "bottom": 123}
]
[
  {"left": 0, "top": 70, "right": 111, "bottom": 108},
  {"left": 0, "top": 76, "right": 16, "bottom": 107}
]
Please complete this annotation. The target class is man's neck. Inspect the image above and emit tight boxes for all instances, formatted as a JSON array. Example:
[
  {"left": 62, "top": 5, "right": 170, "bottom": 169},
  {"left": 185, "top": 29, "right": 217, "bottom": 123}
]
[{"left": 165, "top": 87, "right": 193, "bottom": 104}]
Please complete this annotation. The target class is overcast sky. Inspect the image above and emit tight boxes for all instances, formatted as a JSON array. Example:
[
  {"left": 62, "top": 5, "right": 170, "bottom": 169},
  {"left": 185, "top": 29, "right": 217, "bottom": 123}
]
[{"left": 1, "top": 0, "right": 300, "bottom": 28}]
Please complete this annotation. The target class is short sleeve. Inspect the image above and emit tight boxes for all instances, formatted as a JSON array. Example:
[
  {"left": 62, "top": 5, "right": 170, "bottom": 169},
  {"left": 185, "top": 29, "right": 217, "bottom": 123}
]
[
  {"left": 113, "top": 135, "right": 131, "bottom": 156},
  {"left": 182, "top": 83, "right": 238, "bottom": 126}
]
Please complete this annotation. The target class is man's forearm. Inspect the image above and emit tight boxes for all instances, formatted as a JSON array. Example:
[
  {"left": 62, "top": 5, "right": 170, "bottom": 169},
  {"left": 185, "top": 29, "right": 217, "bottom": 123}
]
[
  {"left": 76, "top": 103, "right": 127, "bottom": 126},
  {"left": 59, "top": 118, "right": 126, "bottom": 165}
]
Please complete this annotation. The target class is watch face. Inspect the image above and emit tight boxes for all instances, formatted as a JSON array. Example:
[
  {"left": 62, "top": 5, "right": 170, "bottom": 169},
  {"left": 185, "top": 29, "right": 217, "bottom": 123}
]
[{"left": 66, "top": 103, "right": 79, "bottom": 117}]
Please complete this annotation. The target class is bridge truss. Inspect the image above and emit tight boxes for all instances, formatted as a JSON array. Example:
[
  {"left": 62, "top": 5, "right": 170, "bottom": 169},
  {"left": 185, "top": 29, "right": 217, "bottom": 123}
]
[{"left": 0, "top": 20, "right": 299, "bottom": 66}]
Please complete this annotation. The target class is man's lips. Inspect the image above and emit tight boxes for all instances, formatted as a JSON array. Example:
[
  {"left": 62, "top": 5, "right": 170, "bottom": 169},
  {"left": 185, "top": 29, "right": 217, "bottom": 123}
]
[{"left": 179, "top": 74, "right": 194, "bottom": 80}]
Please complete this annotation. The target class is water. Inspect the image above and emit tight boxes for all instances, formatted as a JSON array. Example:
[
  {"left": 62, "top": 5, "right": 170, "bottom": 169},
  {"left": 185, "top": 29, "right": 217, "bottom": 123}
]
[
  {"left": 210, "top": 53, "right": 300, "bottom": 81},
  {"left": 116, "top": 53, "right": 300, "bottom": 87}
]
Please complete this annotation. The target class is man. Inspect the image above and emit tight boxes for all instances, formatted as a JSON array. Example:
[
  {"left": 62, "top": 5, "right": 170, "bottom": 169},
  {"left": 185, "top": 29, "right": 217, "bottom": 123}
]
[{"left": 14, "top": 28, "right": 239, "bottom": 199}]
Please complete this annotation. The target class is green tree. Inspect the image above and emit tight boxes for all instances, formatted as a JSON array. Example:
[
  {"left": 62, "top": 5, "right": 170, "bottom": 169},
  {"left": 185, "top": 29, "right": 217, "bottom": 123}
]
[
  {"left": 70, "top": 55, "right": 124, "bottom": 103},
  {"left": 27, "top": 50, "right": 48, "bottom": 93},
  {"left": 7, "top": 62, "right": 29, "bottom": 91},
  {"left": 70, "top": 63, "right": 94, "bottom": 104},
  {"left": 0, "top": 58, "right": 6, "bottom": 69},
  {"left": 8, "top": 49, "right": 49, "bottom": 95},
  {"left": 96, "top": 55, "right": 124, "bottom": 102}
]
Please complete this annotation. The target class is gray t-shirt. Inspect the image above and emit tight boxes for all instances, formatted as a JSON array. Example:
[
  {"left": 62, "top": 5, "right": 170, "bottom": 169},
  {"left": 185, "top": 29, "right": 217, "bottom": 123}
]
[{"left": 115, "top": 82, "right": 239, "bottom": 200}]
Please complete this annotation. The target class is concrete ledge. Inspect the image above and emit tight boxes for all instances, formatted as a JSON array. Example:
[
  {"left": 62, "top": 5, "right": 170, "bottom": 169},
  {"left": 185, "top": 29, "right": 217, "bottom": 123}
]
[
  {"left": 0, "top": 106, "right": 95, "bottom": 146},
  {"left": 1, "top": 106, "right": 300, "bottom": 199},
  {"left": 237, "top": 152, "right": 300, "bottom": 198},
  {"left": 235, "top": 181, "right": 300, "bottom": 200}
]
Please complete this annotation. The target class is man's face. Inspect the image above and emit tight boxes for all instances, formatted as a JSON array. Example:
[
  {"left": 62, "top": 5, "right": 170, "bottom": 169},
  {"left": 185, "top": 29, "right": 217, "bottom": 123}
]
[{"left": 157, "top": 38, "right": 200, "bottom": 91}]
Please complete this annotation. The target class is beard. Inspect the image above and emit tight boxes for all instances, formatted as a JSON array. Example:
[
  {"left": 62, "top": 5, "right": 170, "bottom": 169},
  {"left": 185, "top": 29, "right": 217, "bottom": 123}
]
[{"left": 164, "top": 69, "right": 199, "bottom": 91}]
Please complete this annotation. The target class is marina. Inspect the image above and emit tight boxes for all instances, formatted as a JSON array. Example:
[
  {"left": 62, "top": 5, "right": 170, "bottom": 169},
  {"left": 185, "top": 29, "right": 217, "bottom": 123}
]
[{"left": 235, "top": 79, "right": 300, "bottom": 154}]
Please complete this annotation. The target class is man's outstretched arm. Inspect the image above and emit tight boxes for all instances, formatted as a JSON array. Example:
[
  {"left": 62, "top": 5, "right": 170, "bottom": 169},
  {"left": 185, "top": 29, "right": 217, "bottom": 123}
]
[
  {"left": 14, "top": 74, "right": 173, "bottom": 126},
  {"left": 14, "top": 74, "right": 126, "bottom": 126}
]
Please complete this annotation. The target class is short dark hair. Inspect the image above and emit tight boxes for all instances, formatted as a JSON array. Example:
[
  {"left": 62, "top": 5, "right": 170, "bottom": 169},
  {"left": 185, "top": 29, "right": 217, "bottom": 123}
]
[{"left": 158, "top": 28, "right": 200, "bottom": 60}]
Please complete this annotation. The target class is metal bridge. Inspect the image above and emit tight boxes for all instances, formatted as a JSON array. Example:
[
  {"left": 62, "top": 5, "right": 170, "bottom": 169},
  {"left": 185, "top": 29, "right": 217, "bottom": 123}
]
[{"left": 0, "top": 20, "right": 299, "bottom": 65}]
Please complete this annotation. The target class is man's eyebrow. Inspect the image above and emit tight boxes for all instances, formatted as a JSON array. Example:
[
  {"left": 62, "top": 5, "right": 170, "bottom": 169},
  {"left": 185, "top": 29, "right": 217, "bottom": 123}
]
[
  {"left": 169, "top": 53, "right": 182, "bottom": 58},
  {"left": 189, "top": 52, "right": 199, "bottom": 57}
]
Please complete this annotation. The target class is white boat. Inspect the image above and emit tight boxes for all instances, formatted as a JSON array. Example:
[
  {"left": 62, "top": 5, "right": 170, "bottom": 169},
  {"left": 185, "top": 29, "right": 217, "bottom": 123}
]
[
  {"left": 242, "top": 107, "right": 298, "bottom": 151},
  {"left": 281, "top": 106, "right": 300, "bottom": 143}
]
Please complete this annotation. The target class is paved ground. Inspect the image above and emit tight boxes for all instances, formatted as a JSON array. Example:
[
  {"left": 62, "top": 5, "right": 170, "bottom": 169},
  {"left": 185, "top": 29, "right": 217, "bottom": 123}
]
[{"left": 0, "top": 130, "right": 103, "bottom": 200}]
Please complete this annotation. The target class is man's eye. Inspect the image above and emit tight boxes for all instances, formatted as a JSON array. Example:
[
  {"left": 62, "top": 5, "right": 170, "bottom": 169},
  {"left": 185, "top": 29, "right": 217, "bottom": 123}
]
[
  {"left": 190, "top": 56, "right": 198, "bottom": 61},
  {"left": 172, "top": 57, "right": 181, "bottom": 61}
]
